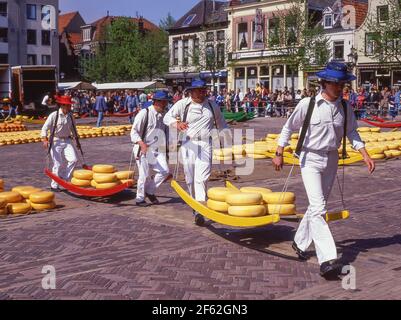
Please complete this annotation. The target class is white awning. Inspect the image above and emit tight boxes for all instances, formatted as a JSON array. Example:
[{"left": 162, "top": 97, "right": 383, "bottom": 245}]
[
  {"left": 93, "top": 81, "right": 166, "bottom": 91},
  {"left": 58, "top": 82, "right": 96, "bottom": 90}
]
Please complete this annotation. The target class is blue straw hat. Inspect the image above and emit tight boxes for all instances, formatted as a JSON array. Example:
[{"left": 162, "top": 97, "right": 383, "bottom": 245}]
[
  {"left": 152, "top": 90, "right": 170, "bottom": 101},
  {"left": 186, "top": 79, "right": 207, "bottom": 90},
  {"left": 316, "top": 61, "right": 356, "bottom": 83}
]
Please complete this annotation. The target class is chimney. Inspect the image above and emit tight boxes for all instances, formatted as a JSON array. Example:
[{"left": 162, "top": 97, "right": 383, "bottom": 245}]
[{"left": 213, "top": 0, "right": 216, "bottom": 12}]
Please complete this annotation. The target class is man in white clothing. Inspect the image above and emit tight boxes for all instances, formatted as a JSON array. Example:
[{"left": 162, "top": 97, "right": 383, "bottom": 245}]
[
  {"left": 131, "top": 91, "right": 171, "bottom": 207},
  {"left": 273, "top": 61, "right": 375, "bottom": 279},
  {"left": 41, "top": 96, "right": 78, "bottom": 191},
  {"left": 163, "top": 80, "right": 228, "bottom": 226}
]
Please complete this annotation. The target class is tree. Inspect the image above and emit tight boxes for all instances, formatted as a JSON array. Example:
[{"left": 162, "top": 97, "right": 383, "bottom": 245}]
[
  {"left": 159, "top": 12, "right": 176, "bottom": 31},
  {"left": 80, "top": 17, "right": 168, "bottom": 82},
  {"left": 363, "top": 0, "right": 401, "bottom": 64},
  {"left": 269, "top": 0, "right": 331, "bottom": 96}
]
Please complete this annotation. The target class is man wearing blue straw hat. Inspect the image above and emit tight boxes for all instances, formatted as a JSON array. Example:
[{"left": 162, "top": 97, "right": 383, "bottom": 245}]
[
  {"left": 164, "top": 80, "right": 228, "bottom": 226},
  {"left": 131, "top": 90, "right": 171, "bottom": 207},
  {"left": 273, "top": 61, "right": 375, "bottom": 279}
]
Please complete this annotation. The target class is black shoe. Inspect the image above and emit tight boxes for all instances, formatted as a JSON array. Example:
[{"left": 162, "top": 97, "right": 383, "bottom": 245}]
[
  {"left": 194, "top": 213, "right": 205, "bottom": 227},
  {"left": 292, "top": 242, "right": 308, "bottom": 261},
  {"left": 320, "top": 260, "right": 342, "bottom": 279},
  {"left": 50, "top": 187, "right": 62, "bottom": 193},
  {"left": 136, "top": 200, "right": 150, "bottom": 207},
  {"left": 146, "top": 193, "right": 159, "bottom": 205}
]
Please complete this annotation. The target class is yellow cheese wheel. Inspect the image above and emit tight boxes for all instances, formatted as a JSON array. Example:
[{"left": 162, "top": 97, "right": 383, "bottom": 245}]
[
  {"left": 266, "top": 134, "right": 279, "bottom": 139},
  {"left": 7, "top": 202, "right": 32, "bottom": 215},
  {"left": 358, "top": 127, "right": 370, "bottom": 133},
  {"left": 92, "top": 164, "right": 115, "bottom": 173},
  {"left": 0, "top": 191, "right": 23, "bottom": 203},
  {"left": 266, "top": 204, "right": 296, "bottom": 216},
  {"left": 207, "top": 187, "right": 237, "bottom": 202},
  {"left": 239, "top": 187, "right": 272, "bottom": 203},
  {"left": 207, "top": 199, "right": 229, "bottom": 213},
  {"left": 226, "top": 192, "right": 263, "bottom": 206},
  {"left": 263, "top": 192, "right": 296, "bottom": 204},
  {"left": 247, "top": 154, "right": 268, "bottom": 159},
  {"left": 19, "top": 188, "right": 42, "bottom": 199},
  {"left": 371, "top": 153, "right": 385, "bottom": 160},
  {"left": 0, "top": 207, "right": 7, "bottom": 216},
  {"left": 71, "top": 178, "right": 92, "bottom": 187},
  {"left": 370, "top": 128, "right": 381, "bottom": 133},
  {"left": 228, "top": 205, "right": 266, "bottom": 217},
  {"left": 384, "top": 150, "right": 393, "bottom": 158},
  {"left": 93, "top": 173, "right": 118, "bottom": 183},
  {"left": 391, "top": 150, "right": 401, "bottom": 157},
  {"left": 31, "top": 201, "right": 56, "bottom": 211},
  {"left": 29, "top": 192, "right": 55, "bottom": 204},
  {"left": 95, "top": 181, "right": 121, "bottom": 190},
  {"left": 0, "top": 199, "right": 6, "bottom": 208},
  {"left": 0, "top": 179, "right": 3, "bottom": 189},
  {"left": 213, "top": 148, "right": 233, "bottom": 157},
  {"left": 115, "top": 171, "right": 135, "bottom": 180},
  {"left": 73, "top": 169, "right": 93, "bottom": 180},
  {"left": 90, "top": 180, "right": 98, "bottom": 188},
  {"left": 11, "top": 186, "right": 35, "bottom": 194}
]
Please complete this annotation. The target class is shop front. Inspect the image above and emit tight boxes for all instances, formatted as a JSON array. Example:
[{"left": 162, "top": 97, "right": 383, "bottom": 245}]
[
  {"left": 358, "top": 65, "right": 401, "bottom": 90},
  {"left": 199, "top": 70, "right": 228, "bottom": 92}
]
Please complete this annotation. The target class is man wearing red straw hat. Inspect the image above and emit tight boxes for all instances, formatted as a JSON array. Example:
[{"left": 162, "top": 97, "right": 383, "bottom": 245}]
[{"left": 41, "top": 95, "right": 78, "bottom": 191}]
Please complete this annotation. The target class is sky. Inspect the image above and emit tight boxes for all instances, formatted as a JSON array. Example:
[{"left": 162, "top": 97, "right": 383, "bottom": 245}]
[{"left": 59, "top": 0, "right": 203, "bottom": 26}]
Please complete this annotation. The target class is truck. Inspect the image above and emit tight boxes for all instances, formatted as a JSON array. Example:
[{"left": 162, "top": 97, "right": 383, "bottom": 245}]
[
  {"left": 0, "top": 64, "right": 10, "bottom": 99},
  {"left": 11, "top": 65, "right": 58, "bottom": 116}
]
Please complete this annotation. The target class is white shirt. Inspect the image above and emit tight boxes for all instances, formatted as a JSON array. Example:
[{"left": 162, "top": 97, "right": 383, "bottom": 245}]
[
  {"left": 41, "top": 109, "right": 75, "bottom": 139},
  {"left": 278, "top": 93, "right": 365, "bottom": 152},
  {"left": 131, "top": 106, "right": 166, "bottom": 145},
  {"left": 163, "top": 97, "right": 227, "bottom": 140}
]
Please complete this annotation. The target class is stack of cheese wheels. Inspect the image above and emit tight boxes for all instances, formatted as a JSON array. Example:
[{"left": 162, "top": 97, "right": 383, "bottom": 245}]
[
  {"left": 206, "top": 187, "right": 237, "bottom": 213},
  {"left": 92, "top": 164, "right": 121, "bottom": 189},
  {"left": 240, "top": 187, "right": 272, "bottom": 208},
  {"left": 29, "top": 191, "right": 56, "bottom": 211},
  {"left": 263, "top": 192, "right": 296, "bottom": 216},
  {"left": 115, "top": 171, "right": 135, "bottom": 185},
  {"left": 71, "top": 169, "right": 93, "bottom": 188},
  {"left": 226, "top": 192, "right": 266, "bottom": 217},
  {"left": 0, "top": 191, "right": 31, "bottom": 215},
  {"left": 11, "top": 186, "right": 42, "bottom": 204},
  {"left": 0, "top": 178, "right": 3, "bottom": 192},
  {"left": 213, "top": 148, "right": 233, "bottom": 162}
]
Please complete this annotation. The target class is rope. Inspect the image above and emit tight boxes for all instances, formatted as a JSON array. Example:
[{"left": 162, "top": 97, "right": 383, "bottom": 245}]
[
  {"left": 336, "top": 163, "right": 346, "bottom": 210},
  {"left": 276, "top": 163, "right": 296, "bottom": 216}
]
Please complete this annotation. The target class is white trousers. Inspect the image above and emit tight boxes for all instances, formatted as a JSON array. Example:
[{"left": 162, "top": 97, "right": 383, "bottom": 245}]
[
  {"left": 135, "top": 150, "right": 169, "bottom": 202},
  {"left": 294, "top": 149, "right": 339, "bottom": 265},
  {"left": 181, "top": 139, "right": 212, "bottom": 202},
  {"left": 50, "top": 139, "right": 78, "bottom": 188}
]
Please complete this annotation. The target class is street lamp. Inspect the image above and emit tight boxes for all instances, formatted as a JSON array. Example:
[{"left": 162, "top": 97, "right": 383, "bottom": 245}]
[{"left": 347, "top": 46, "right": 358, "bottom": 69}]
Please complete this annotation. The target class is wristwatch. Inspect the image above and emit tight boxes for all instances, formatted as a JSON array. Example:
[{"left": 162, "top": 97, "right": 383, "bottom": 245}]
[{"left": 275, "top": 151, "right": 283, "bottom": 157}]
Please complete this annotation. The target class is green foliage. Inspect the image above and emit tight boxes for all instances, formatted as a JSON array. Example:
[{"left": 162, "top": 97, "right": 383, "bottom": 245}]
[
  {"left": 80, "top": 17, "right": 169, "bottom": 82},
  {"left": 159, "top": 12, "right": 176, "bottom": 31}
]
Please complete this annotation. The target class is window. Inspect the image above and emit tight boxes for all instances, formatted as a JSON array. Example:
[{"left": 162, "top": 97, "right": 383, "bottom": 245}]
[
  {"left": 377, "top": 5, "right": 389, "bottom": 23},
  {"left": 194, "top": 38, "right": 199, "bottom": 52},
  {"left": 42, "top": 55, "right": 51, "bottom": 65},
  {"left": 0, "top": 54, "right": 7, "bottom": 63},
  {"left": 27, "top": 54, "right": 37, "bottom": 65},
  {"left": 217, "top": 30, "right": 225, "bottom": 41},
  {"left": 0, "top": 27, "right": 7, "bottom": 42},
  {"left": 27, "top": 29, "right": 37, "bottom": 45},
  {"left": 83, "top": 28, "right": 91, "bottom": 42},
  {"left": 41, "top": 30, "right": 51, "bottom": 46},
  {"left": 285, "top": 16, "right": 297, "bottom": 46},
  {"left": 206, "top": 44, "right": 215, "bottom": 67},
  {"left": 173, "top": 40, "right": 179, "bottom": 65},
  {"left": 268, "top": 18, "right": 280, "bottom": 47},
  {"left": 216, "top": 43, "right": 225, "bottom": 68},
  {"left": 333, "top": 41, "right": 344, "bottom": 60},
  {"left": 238, "top": 23, "right": 248, "bottom": 50},
  {"left": 182, "top": 14, "right": 196, "bottom": 27},
  {"left": 324, "top": 14, "right": 333, "bottom": 28},
  {"left": 365, "top": 33, "right": 377, "bottom": 55},
  {"left": 0, "top": 2, "right": 7, "bottom": 17},
  {"left": 183, "top": 39, "right": 189, "bottom": 66},
  {"left": 26, "top": 4, "right": 36, "bottom": 20},
  {"left": 206, "top": 32, "right": 214, "bottom": 41}
]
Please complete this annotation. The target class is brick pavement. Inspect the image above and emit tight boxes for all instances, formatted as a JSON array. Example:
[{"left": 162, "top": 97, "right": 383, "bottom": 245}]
[{"left": 0, "top": 117, "right": 400, "bottom": 300}]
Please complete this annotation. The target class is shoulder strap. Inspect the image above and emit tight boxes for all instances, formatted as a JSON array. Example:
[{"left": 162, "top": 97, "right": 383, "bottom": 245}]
[
  {"left": 69, "top": 113, "right": 83, "bottom": 155},
  {"left": 208, "top": 102, "right": 219, "bottom": 130},
  {"left": 47, "top": 110, "right": 59, "bottom": 155},
  {"left": 341, "top": 99, "right": 348, "bottom": 160},
  {"left": 295, "top": 97, "right": 316, "bottom": 158},
  {"left": 182, "top": 100, "right": 191, "bottom": 123},
  {"left": 137, "top": 108, "right": 149, "bottom": 158}
]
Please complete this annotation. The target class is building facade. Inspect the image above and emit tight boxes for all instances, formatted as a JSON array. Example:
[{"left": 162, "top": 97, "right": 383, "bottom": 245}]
[
  {"left": 355, "top": 0, "right": 401, "bottom": 90},
  {"left": 59, "top": 11, "right": 85, "bottom": 81},
  {"left": 0, "top": 0, "right": 59, "bottom": 68},
  {"left": 166, "top": 0, "right": 229, "bottom": 91}
]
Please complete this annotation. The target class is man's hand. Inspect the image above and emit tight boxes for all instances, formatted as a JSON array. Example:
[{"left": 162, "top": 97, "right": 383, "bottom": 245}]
[
  {"left": 42, "top": 139, "right": 49, "bottom": 149},
  {"left": 138, "top": 141, "right": 148, "bottom": 155},
  {"left": 363, "top": 155, "right": 375, "bottom": 174},
  {"left": 176, "top": 121, "right": 189, "bottom": 132},
  {"left": 272, "top": 156, "right": 283, "bottom": 171}
]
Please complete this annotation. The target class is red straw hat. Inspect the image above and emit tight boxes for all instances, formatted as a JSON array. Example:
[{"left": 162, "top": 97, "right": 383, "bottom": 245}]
[{"left": 56, "top": 95, "right": 73, "bottom": 105}]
